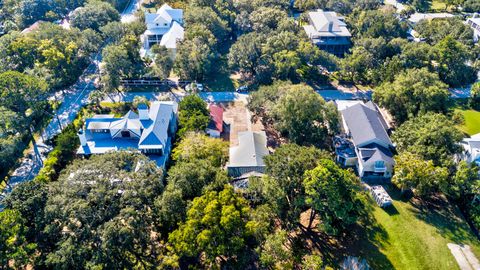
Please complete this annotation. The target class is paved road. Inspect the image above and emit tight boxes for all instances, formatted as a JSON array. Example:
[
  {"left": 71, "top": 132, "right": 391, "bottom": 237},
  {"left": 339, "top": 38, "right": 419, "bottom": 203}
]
[
  {"left": 103, "top": 89, "right": 372, "bottom": 103},
  {"left": 2, "top": 0, "right": 141, "bottom": 200},
  {"left": 317, "top": 89, "right": 372, "bottom": 101},
  {"left": 103, "top": 91, "right": 250, "bottom": 103}
]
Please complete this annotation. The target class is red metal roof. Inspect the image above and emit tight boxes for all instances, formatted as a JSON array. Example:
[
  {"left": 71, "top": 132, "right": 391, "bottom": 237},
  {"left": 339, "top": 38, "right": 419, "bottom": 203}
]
[{"left": 208, "top": 104, "right": 223, "bottom": 132}]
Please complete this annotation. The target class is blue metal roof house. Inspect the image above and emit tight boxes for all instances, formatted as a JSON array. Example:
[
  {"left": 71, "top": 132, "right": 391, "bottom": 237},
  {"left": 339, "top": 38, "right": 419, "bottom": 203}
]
[{"left": 77, "top": 101, "right": 178, "bottom": 168}]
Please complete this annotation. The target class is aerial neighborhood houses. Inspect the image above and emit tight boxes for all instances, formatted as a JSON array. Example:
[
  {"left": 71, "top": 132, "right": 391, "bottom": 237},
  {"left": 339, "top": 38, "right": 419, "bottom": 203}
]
[
  {"left": 77, "top": 101, "right": 178, "bottom": 168},
  {"left": 335, "top": 101, "right": 395, "bottom": 183},
  {"left": 141, "top": 3, "right": 184, "bottom": 57},
  {"left": 303, "top": 9, "right": 351, "bottom": 57}
]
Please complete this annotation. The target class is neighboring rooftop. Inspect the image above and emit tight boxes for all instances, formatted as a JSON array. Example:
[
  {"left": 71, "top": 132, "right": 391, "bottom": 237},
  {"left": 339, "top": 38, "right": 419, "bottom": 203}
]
[
  {"left": 408, "top": 13, "right": 454, "bottom": 24},
  {"left": 21, "top": 20, "right": 44, "bottom": 34},
  {"left": 77, "top": 101, "right": 178, "bottom": 157},
  {"left": 207, "top": 104, "right": 224, "bottom": 133},
  {"left": 143, "top": 3, "right": 184, "bottom": 51},
  {"left": 303, "top": 9, "right": 351, "bottom": 38}
]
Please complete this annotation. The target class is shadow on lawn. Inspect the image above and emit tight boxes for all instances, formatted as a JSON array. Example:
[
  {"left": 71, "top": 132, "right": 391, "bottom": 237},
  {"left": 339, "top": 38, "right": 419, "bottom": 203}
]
[
  {"left": 382, "top": 204, "right": 399, "bottom": 216},
  {"left": 411, "top": 194, "right": 477, "bottom": 244},
  {"left": 298, "top": 202, "right": 395, "bottom": 269},
  {"left": 342, "top": 200, "right": 396, "bottom": 270}
]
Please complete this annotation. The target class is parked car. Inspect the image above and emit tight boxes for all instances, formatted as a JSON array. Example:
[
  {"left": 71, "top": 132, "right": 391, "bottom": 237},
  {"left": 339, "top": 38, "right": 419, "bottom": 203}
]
[
  {"left": 236, "top": 85, "right": 248, "bottom": 92},
  {"left": 185, "top": 82, "right": 204, "bottom": 93}
]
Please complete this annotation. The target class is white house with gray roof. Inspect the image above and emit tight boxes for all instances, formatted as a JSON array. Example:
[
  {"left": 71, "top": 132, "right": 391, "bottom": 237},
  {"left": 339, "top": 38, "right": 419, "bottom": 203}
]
[
  {"left": 336, "top": 101, "right": 394, "bottom": 181},
  {"left": 303, "top": 9, "right": 351, "bottom": 56},
  {"left": 227, "top": 131, "right": 269, "bottom": 179},
  {"left": 142, "top": 4, "right": 184, "bottom": 57},
  {"left": 77, "top": 101, "right": 178, "bottom": 168}
]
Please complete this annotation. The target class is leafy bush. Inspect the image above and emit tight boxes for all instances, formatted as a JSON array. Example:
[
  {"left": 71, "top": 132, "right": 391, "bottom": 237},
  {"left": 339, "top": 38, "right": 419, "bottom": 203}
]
[{"left": 35, "top": 124, "right": 80, "bottom": 183}]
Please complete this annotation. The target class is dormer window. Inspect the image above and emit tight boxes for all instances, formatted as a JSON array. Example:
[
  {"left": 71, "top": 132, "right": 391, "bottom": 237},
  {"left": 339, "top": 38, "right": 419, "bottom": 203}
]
[{"left": 156, "top": 23, "right": 159, "bottom": 26}]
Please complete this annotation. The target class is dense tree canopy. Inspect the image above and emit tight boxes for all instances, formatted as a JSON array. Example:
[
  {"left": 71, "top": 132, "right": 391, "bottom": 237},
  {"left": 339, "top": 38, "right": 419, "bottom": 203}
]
[
  {"left": 348, "top": 9, "right": 408, "bottom": 41},
  {"left": 70, "top": 1, "right": 120, "bottom": 31},
  {"left": 177, "top": 94, "right": 210, "bottom": 137},
  {"left": 0, "top": 209, "right": 35, "bottom": 269},
  {"left": 172, "top": 132, "right": 229, "bottom": 167},
  {"left": 415, "top": 18, "right": 474, "bottom": 46},
  {"left": 168, "top": 185, "right": 259, "bottom": 268},
  {"left": 40, "top": 152, "right": 163, "bottom": 268},
  {"left": 260, "top": 144, "right": 331, "bottom": 226},
  {"left": 374, "top": 68, "right": 449, "bottom": 124},
  {"left": 150, "top": 45, "right": 173, "bottom": 79},
  {"left": 392, "top": 152, "right": 449, "bottom": 195},
  {"left": 434, "top": 36, "right": 476, "bottom": 87},
  {"left": 249, "top": 82, "right": 338, "bottom": 147},
  {"left": 303, "top": 159, "right": 366, "bottom": 235},
  {"left": 392, "top": 113, "right": 463, "bottom": 166}
]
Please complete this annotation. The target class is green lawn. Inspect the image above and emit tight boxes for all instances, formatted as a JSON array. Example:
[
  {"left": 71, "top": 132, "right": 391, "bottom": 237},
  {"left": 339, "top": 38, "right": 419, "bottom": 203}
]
[
  {"left": 455, "top": 109, "right": 480, "bottom": 135},
  {"left": 431, "top": 0, "right": 447, "bottom": 11},
  {"left": 205, "top": 71, "right": 238, "bottom": 92},
  {"left": 348, "top": 186, "right": 480, "bottom": 270}
]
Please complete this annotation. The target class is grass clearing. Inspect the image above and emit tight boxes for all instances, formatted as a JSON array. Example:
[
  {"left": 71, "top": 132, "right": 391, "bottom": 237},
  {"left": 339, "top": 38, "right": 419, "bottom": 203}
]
[
  {"left": 345, "top": 186, "right": 480, "bottom": 270},
  {"left": 431, "top": 0, "right": 447, "bottom": 11},
  {"left": 205, "top": 72, "right": 238, "bottom": 92},
  {"left": 455, "top": 108, "right": 480, "bottom": 135}
]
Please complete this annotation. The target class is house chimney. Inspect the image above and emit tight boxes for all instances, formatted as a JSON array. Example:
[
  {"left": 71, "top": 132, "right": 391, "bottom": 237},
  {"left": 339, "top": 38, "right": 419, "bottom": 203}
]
[
  {"left": 138, "top": 103, "right": 149, "bottom": 120},
  {"left": 77, "top": 129, "right": 87, "bottom": 147}
]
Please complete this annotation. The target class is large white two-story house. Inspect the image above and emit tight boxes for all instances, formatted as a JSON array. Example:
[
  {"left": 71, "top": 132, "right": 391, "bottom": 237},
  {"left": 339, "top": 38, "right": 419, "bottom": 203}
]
[
  {"left": 77, "top": 101, "right": 178, "bottom": 168},
  {"left": 141, "top": 4, "right": 184, "bottom": 57},
  {"left": 334, "top": 101, "right": 395, "bottom": 182},
  {"left": 303, "top": 9, "right": 351, "bottom": 57}
]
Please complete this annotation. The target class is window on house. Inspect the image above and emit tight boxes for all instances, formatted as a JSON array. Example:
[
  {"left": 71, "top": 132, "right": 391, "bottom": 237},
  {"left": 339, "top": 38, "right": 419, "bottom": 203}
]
[
  {"left": 374, "top": 160, "right": 385, "bottom": 168},
  {"left": 121, "top": 131, "right": 131, "bottom": 138}
]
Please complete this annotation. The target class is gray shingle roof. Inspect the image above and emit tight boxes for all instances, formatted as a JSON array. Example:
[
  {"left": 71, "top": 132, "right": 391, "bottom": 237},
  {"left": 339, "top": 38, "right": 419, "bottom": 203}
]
[{"left": 341, "top": 103, "right": 392, "bottom": 148}]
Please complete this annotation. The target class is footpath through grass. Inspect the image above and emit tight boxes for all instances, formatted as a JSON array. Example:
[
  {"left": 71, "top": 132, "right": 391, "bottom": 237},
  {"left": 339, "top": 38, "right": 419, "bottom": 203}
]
[{"left": 347, "top": 186, "right": 480, "bottom": 270}]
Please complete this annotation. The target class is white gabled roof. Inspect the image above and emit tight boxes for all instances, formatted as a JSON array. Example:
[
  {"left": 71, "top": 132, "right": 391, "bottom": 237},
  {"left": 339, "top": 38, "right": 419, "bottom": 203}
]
[
  {"left": 157, "top": 4, "right": 183, "bottom": 22},
  {"left": 408, "top": 13, "right": 454, "bottom": 24},
  {"left": 160, "top": 21, "right": 184, "bottom": 48},
  {"left": 139, "top": 101, "right": 177, "bottom": 148},
  {"left": 306, "top": 9, "right": 351, "bottom": 37},
  {"left": 145, "top": 4, "right": 183, "bottom": 29}
]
